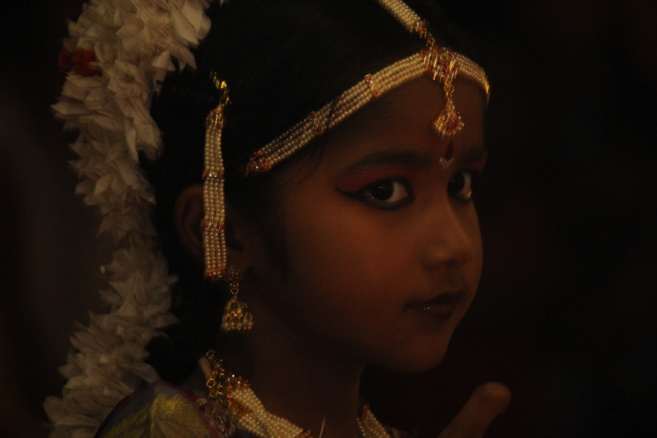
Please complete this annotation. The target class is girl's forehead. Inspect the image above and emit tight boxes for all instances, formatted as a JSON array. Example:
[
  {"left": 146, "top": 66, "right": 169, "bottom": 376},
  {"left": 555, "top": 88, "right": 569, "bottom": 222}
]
[
  {"left": 322, "top": 78, "right": 444, "bottom": 151},
  {"left": 321, "top": 77, "right": 486, "bottom": 165}
]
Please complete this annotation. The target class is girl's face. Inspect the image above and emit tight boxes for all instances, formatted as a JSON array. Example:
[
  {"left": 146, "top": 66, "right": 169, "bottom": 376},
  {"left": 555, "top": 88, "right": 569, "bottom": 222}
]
[{"left": 247, "top": 76, "right": 486, "bottom": 373}]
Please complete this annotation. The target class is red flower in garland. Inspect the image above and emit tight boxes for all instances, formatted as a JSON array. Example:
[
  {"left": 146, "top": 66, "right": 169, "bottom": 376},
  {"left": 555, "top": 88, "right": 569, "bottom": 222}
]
[{"left": 58, "top": 48, "right": 100, "bottom": 77}]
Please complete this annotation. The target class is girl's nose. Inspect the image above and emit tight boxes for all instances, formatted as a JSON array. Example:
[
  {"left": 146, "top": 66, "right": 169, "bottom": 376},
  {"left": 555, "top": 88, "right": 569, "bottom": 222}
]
[{"left": 422, "top": 204, "right": 476, "bottom": 270}]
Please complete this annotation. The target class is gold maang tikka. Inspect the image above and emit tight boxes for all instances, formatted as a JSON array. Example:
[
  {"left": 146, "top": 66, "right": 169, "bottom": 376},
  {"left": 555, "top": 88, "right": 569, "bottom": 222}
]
[
  {"left": 243, "top": 0, "right": 489, "bottom": 175},
  {"left": 379, "top": 0, "right": 481, "bottom": 139}
]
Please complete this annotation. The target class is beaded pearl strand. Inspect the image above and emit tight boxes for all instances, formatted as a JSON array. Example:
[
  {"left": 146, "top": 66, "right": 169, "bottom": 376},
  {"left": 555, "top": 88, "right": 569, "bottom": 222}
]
[
  {"left": 246, "top": 51, "right": 488, "bottom": 174},
  {"left": 378, "top": 0, "right": 490, "bottom": 135},
  {"left": 202, "top": 353, "right": 391, "bottom": 438},
  {"left": 245, "top": 55, "right": 426, "bottom": 174},
  {"left": 244, "top": 0, "right": 489, "bottom": 174},
  {"left": 228, "top": 387, "right": 392, "bottom": 438},
  {"left": 203, "top": 77, "right": 230, "bottom": 279}
]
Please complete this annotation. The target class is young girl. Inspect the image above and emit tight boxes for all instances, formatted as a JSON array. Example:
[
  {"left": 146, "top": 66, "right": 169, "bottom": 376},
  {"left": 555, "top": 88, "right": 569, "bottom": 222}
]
[{"left": 46, "top": 0, "right": 510, "bottom": 436}]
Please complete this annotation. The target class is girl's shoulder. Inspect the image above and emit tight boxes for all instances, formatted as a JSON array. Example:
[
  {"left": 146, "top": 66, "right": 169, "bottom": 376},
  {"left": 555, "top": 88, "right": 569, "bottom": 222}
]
[{"left": 95, "top": 380, "right": 247, "bottom": 437}]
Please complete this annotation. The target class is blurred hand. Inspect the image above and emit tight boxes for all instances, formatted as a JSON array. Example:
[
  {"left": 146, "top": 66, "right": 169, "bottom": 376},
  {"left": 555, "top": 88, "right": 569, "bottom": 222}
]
[{"left": 437, "top": 382, "right": 511, "bottom": 438}]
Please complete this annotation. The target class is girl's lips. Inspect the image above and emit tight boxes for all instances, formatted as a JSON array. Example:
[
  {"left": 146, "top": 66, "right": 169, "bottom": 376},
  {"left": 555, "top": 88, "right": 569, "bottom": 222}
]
[{"left": 408, "top": 291, "right": 464, "bottom": 320}]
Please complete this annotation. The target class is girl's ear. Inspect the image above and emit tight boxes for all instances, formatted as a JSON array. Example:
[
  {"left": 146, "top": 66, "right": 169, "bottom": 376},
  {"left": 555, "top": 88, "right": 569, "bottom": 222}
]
[
  {"left": 224, "top": 203, "right": 258, "bottom": 273},
  {"left": 174, "top": 184, "right": 256, "bottom": 272},
  {"left": 174, "top": 184, "right": 204, "bottom": 263}
]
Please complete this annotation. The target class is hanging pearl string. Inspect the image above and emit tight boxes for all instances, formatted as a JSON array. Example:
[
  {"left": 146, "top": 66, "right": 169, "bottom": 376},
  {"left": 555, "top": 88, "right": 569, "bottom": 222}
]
[{"left": 203, "top": 75, "right": 230, "bottom": 279}]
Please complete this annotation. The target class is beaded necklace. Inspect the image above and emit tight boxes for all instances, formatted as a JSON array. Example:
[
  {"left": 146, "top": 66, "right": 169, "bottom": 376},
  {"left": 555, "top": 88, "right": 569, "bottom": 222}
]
[{"left": 201, "top": 351, "right": 391, "bottom": 438}]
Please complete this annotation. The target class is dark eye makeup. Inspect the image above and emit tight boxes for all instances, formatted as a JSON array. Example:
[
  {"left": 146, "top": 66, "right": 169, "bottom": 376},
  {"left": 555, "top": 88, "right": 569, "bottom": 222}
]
[
  {"left": 448, "top": 170, "right": 478, "bottom": 202},
  {"left": 337, "top": 177, "right": 414, "bottom": 210},
  {"left": 337, "top": 168, "right": 480, "bottom": 210}
]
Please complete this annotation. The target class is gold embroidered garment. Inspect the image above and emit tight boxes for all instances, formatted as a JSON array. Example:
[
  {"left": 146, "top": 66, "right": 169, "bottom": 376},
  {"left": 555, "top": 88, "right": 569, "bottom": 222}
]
[
  {"left": 95, "top": 381, "right": 409, "bottom": 438},
  {"left": 96, "top": 381, "right": 240, "bottom": 437}
]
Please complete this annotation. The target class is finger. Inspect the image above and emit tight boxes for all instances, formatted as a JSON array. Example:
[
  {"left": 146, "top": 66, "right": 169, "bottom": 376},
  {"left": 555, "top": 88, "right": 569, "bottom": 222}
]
[{"left": 437, "top": 382, "right": 511, "bottom": 438}]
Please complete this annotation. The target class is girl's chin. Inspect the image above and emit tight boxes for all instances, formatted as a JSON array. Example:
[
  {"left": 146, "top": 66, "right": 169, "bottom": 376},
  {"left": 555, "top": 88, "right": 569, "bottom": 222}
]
[{"left": 375, "top": 344, "right": 450, "bottom": 374}]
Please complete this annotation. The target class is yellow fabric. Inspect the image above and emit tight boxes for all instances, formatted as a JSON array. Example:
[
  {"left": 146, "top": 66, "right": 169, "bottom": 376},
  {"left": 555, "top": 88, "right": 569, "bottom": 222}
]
[
  {"left": 99, "top": 392, "right": 217, "bottom": 437},
  {"left": 95, "top": 381, "right": 407, "bottom": 438}
]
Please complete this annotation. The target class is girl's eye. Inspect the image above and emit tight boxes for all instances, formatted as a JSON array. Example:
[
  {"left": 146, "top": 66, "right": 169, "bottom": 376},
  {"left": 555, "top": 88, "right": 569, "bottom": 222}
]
[
  {"left": 340, "top": 178, "right": 414, "bottom": 210},
  {"left": 448, "top": 170, "right": 476, "bottom": 202}
]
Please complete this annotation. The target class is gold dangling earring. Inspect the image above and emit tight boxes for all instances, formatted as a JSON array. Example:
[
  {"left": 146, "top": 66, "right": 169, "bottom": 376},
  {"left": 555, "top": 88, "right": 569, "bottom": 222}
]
[{"left": 221, "top": 266, "right": 254, "bottom": 332}]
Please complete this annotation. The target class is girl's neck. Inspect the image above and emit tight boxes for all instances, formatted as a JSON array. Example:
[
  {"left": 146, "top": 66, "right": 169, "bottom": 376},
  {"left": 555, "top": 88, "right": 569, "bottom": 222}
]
[{"left": 220, "top": 320, "right": 366, "bottom": 438}]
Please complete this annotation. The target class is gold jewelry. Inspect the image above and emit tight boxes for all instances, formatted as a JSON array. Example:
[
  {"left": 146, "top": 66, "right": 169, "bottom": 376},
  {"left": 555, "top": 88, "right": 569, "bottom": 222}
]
[
  {"left": 203, "top": 74, "right": 230, "bottom": 280},
  {"left": 425, "top": 47, "right": 464, "bottom": 138},
  {"left": 202, "top": 350, "right": 389, "bottom": 438},
  {"left": 205, "top": 349, "right": 250, "bottom": 407},
  {"left": 377, "top": 0, "right": 489, "bottom": 138},
  {"left": 221, "top": 265, "right": 254, "bottom": 332},
  {"left": 244, "top": 0, "right": 489, "bottom": 175}
]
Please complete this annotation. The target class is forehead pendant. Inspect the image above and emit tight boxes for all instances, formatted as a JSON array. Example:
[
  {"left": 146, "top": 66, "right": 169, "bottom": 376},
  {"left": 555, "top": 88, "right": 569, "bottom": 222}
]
[
  {"left": 423, "top": 46, "right": 464, "bottom": 139},
  {"left": 244, "top": 1, "right": 489, "bottom": 178}
]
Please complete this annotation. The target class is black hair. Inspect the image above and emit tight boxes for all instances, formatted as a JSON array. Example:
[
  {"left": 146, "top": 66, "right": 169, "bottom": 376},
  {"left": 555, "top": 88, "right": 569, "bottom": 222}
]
[{"left": 145, "top": 0, "right": 475, "bottom": 384}]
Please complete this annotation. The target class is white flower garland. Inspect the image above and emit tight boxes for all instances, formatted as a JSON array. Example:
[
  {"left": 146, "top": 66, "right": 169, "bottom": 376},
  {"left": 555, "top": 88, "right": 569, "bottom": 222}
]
[{"left": 44, "top": 1, "right": 220, "bottom": 436}]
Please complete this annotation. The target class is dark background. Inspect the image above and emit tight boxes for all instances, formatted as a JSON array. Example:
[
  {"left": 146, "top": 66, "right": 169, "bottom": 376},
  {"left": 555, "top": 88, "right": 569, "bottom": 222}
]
[{"left": 1, "top": 1, "right": 655, "bottom": 437}]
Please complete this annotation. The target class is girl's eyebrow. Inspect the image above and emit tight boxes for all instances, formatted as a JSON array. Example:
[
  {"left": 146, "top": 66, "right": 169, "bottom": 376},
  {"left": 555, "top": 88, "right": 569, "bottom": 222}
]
[
  {"left": 344, "top": 145, "right": 488, "bottom": 173},
  {"left": 344, "top": 149, "right": 435, "bottom": 172},
  {"left": 458, "top": 145, "right": 489, "bottom": 166}
]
